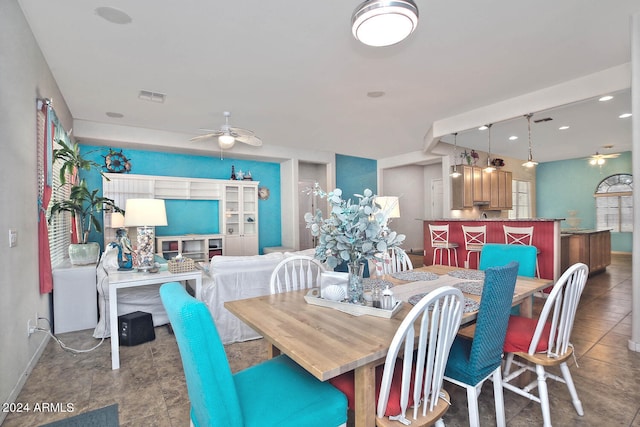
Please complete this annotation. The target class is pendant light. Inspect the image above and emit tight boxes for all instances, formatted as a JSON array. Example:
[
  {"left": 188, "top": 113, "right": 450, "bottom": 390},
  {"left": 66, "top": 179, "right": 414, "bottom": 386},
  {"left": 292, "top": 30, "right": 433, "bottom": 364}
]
[
  {"left": 351, "top": 0, "right": 419, "bottom": 47},
  {"left": 522, "top": 113, "right": 539, "bottom": 168},
  {"left": 484, "top": 124, "right": 495, "bottom": 173},
  {"left": 450, "top": 133, "right": 461, "bottom": 177}
]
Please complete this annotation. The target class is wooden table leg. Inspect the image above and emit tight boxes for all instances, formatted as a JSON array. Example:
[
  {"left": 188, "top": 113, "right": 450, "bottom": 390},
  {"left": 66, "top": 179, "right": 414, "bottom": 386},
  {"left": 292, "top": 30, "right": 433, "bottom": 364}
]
[
  {"left": 267, "top": 343, "right": 281, "bottom": 359},
  {"left": 519, "top": 296, "right": 533, "bottom": 318},
  {"left": 354, "top": 361, "right": 377, "bottom": 427}
]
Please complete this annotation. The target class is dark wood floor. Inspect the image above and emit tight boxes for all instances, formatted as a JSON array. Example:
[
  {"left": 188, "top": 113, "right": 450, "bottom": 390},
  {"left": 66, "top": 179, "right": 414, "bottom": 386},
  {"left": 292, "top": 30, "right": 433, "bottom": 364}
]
[{"left": 3, "top": 253, "right": 637, "bottom": 426}]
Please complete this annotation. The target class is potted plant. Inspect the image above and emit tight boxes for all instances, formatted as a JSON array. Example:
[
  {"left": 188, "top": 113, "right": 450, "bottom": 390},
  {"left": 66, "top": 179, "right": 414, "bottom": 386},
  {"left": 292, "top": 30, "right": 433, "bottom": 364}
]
[{"left": 48, "top": 140, "right": 123, "bottom": 265}]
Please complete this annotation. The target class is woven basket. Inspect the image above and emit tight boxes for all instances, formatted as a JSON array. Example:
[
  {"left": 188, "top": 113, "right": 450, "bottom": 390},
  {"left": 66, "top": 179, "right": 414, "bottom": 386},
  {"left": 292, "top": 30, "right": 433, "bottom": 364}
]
[{"left": 168, "top": 257, "right": 195, "bottom": 273}]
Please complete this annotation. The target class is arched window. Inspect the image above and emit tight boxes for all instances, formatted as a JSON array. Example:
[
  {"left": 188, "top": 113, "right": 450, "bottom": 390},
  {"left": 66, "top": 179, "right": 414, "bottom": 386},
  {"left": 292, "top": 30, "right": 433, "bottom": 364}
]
[{"left": 595, "top": 174, "right": 633, "bottom": 232}]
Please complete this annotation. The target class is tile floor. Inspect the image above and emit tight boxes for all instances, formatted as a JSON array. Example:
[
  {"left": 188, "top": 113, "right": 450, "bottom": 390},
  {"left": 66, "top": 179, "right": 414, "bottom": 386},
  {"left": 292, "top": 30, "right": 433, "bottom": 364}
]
[{"left": 3, "top": 253, "right": 638, "bottom": 426}]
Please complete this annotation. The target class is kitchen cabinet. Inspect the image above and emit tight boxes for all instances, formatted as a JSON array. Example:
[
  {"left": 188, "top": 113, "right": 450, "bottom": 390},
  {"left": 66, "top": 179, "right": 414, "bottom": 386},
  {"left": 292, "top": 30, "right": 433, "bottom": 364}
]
[
  {"left": 223, "top": 182, "right": 259, "bottom": 255},
  {"left": 451, "top": 166, "right": 510, "bottom": 210},
  {"left": 489, "top": 170, "right": 512, "bottom": 210},
  {"left": 156, "top": 234, "right": 224, "bottom": 262}
]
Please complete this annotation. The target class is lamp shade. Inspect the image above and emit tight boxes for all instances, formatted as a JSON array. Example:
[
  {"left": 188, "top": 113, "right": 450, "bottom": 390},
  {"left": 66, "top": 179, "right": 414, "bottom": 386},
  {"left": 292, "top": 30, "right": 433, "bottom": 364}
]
[
  {"left": 110, "top": 212, "right": 125, "bottom": 228},
  {"left": 123, "top": 199, "right": 168, "bottom": 227},
  {"left": 352, "top": 0, "right": 418, "bottom": 47},
  {"left": 376, "top": 196, "right": 401, "bottom": 218}
]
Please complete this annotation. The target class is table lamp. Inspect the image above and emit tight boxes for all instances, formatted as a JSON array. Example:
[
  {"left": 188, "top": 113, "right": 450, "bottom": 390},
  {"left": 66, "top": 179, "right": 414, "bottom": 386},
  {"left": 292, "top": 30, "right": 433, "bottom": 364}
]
[
  {"left": 123, "top": 199, "right": 167, "bottom": 271},
  {"left": 375, "top": 196, "right": 400, "bottom": 224}
]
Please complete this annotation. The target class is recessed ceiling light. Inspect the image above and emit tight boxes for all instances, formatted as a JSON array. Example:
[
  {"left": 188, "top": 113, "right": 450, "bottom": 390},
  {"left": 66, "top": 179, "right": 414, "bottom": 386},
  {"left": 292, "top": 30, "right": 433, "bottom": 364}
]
[
  {"left": 558, "top": 125, "right": 570, "bottom": 130},
  {"left": 367, "top": 91, "right": 385, "bottom": 98},
  {"left": 619, "top": 113, "right": 632, "bottom": 119},
  {"left": 508, "top": 136, "right": 518, "bottom": 141},
  {"left": 95, "top": 7, "right": 132, "bottom": 25},
  {"left": 478, "top": 125, "right": 488, "bottom": 131},
  {"left": 106, "top": 112, "right": 124, "bottom": 118},
  {"left": 598, "top": 95, "right": 613, "bottom": 102}
]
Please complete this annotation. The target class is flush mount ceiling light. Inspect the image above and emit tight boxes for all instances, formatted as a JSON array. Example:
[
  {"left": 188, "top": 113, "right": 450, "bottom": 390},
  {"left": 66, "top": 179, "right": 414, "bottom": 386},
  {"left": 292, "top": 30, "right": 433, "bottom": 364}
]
[
  {"left": 522, "top": 113, "right": 539, "bottom": 168},
  {"left": 352, "top": 0, "right": 419, "bottom": 47}
]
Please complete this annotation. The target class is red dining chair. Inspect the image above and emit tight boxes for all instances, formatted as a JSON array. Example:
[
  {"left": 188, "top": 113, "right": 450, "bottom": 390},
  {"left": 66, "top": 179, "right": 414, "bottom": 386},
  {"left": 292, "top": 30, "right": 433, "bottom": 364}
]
[{"left": 502, "top": 262, "right": 589, "bottom": 427}]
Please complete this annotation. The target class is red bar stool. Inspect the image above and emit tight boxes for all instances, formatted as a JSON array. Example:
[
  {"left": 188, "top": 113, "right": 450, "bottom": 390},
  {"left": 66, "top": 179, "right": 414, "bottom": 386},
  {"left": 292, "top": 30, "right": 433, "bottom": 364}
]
[
  {"left": 428, "top": 224, "right": 459, "bottom": 267},
  {"left": 462, "top": 225, "right": 486, "bottom": 269},
  {"left": 503, "top": 225, "right": 540, "bottom": 277}
]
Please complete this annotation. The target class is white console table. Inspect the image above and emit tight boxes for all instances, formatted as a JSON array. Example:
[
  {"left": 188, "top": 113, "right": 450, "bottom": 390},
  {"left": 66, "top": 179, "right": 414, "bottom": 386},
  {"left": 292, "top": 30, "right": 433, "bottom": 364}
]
[{"left": 108, "top": 269, "right": 202, "bottom": 369}]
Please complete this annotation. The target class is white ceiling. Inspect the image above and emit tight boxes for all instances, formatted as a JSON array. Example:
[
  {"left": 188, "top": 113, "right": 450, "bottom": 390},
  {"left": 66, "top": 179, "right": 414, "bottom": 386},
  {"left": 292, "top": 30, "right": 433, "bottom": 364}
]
[{"left": 17, "top": 0, "right": 639, "bottom": 164}]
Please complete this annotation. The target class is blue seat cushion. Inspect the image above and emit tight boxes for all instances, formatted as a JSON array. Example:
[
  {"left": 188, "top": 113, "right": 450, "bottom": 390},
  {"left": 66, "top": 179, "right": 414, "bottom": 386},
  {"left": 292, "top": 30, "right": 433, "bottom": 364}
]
[{"left": 234, "top": 354, "right": 347, "bottom": 427}]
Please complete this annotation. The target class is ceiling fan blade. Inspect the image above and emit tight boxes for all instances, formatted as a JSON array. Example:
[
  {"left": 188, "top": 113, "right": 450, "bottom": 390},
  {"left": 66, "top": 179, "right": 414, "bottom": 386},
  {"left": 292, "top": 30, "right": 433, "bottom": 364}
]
[
  {"left": 189, "top": 130, "right": 223, "bottom": 141},
  {"left": 235, "top": 134, "right": 263, "bottom": 146}
]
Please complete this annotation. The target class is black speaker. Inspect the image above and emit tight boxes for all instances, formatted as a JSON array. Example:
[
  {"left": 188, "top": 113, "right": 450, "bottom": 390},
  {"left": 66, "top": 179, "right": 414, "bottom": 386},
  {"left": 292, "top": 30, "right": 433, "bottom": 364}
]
[{"left": 118, "top": 311, "right": 155, "bottom": 346}]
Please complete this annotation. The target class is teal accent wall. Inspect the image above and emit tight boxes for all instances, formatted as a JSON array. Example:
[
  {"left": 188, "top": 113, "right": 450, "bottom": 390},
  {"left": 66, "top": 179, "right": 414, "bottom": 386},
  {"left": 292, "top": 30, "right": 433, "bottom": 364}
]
[
  {"left": 336, "top": 154, "right": 377, "bottom": 200},
  {"left": 536, "top": 151, "right": 632, "bottom": 252},
  {"left": 79, "top": 145, "right": 281, "bottom": 253}
]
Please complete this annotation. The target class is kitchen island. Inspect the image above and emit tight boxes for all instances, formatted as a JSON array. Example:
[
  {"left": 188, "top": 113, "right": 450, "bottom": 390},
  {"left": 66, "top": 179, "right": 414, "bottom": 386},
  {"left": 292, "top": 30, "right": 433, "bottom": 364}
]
[
  {"left": 561, "top": 229, "right": 611, "bottom": 275},
  {"left": 424, "top": 218, "right": 563, "bottom": 280}
]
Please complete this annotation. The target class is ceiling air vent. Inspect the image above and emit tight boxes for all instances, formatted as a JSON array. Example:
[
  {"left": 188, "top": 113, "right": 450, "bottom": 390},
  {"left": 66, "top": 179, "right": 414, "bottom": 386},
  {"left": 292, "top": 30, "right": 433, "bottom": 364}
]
[
  {"left": 138, "top": 90, "right": 166, "bottom": 103},
  {"left": 533, "top": 117, "right": 553, "bottom": 123}
]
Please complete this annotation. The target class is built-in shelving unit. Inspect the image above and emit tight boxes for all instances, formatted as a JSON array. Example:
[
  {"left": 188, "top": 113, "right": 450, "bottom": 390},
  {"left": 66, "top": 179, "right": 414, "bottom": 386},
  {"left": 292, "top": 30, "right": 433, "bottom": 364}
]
[
  {"left": 156, "top": 234, "right": 224, "bottom": 262},
  {"left": 223, "top": 182, "right": 259, "bottom": 255}
]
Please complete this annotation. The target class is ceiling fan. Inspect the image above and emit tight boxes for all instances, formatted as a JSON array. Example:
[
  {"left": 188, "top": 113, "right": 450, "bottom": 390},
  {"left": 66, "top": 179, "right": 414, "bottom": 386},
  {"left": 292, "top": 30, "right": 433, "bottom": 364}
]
[
  {"left": 190, "top": 111, "right": 263, "bottom": 152},
  {"left": 587, "top": 149, "right": 620, "bottom": 165}
]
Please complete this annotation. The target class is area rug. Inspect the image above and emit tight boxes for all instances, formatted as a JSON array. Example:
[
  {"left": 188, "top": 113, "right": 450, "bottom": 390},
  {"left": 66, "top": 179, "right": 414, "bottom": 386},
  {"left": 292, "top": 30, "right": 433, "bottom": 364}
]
[{"left": 39, "top": 404, "right": 119, "bottom": 427}]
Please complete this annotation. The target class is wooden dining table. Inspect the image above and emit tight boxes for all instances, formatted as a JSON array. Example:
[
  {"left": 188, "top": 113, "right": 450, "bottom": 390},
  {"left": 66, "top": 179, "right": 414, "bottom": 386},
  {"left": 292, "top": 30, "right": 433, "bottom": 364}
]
[{"left": 224, "top": 264, "right": 551, "bottom": 427}]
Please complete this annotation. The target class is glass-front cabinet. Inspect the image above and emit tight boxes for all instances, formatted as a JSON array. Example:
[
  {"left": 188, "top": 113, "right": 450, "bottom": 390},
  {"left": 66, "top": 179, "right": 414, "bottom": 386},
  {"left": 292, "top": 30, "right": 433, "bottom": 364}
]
[{"left": 224, "top": 181, "right": 259, "bottom": 255}]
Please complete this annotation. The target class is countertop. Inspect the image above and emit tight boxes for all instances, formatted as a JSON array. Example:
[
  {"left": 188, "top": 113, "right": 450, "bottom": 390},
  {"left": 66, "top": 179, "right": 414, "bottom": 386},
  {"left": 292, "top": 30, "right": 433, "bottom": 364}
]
[
  {"left": 426, "top": 218, "right": 564, "bottom": 222},
  {"left": 561, "top": 229, "right": 611, "bottom": 235}
]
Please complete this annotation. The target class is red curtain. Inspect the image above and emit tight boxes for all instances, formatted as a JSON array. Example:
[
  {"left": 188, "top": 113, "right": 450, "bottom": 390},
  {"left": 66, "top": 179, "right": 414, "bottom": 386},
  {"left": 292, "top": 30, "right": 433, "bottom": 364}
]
[{"left": 38, "top": 103, "right": 53, "bottom": 294}]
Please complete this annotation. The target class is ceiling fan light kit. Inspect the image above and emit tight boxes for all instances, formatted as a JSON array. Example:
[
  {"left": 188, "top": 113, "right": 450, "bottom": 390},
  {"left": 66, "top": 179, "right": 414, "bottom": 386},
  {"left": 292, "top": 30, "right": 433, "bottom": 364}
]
[
  {"left": 190, "top": 111, "right": 262, "bottom": 157},
  {"left": 352, "top": 0, "right": 418, "bottom": 47}
]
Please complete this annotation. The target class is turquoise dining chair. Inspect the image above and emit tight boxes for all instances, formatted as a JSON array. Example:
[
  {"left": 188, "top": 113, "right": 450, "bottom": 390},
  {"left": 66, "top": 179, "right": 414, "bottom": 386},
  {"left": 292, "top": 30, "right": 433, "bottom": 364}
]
[
  {"left": 478, "top": 243, "right": 537, "bottom": 278},
  {"left": 444, "top": 261, "right": 519, "bottom": 427},
  {"left": 159, "top": 282, "right": 348, "bottom": 427}
]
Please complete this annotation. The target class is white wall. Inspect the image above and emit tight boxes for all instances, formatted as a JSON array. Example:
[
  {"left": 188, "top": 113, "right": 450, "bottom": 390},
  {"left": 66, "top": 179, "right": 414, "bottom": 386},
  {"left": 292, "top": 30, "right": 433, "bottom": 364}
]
[
  {"left": 381, "top": 163, "right": 441, "bottom": 255},
  {"left": 0, "top": 0, "right": 73, "bottom": 415}
]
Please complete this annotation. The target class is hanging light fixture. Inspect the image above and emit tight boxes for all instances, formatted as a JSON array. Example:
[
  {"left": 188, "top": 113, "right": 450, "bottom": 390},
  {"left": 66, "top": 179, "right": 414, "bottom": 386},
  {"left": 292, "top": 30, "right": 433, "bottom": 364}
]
[
  {"left": 484, "top": 124, "right": 495, "bottom": 173},
  {"left": 351, "top": 0, "right": 419, "bottom": 47},
  {"left": 522, "top": 113, "right": 539, "bottom": 168},
  {"left": 450, "top": 133, "right": 461, "bottom": 178}
]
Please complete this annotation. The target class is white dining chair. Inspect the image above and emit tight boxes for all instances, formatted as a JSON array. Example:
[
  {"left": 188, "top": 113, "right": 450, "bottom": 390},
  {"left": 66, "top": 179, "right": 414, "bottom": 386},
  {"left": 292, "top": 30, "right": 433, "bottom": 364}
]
[
  {"left": 502, "top": 262, "right": 589, "bottom": 427},
  {"left": 372, "top": 247, "right": 413, "bottom": 275},
  {"left": 330, "top": 286, "right": 464, "bottom": 426},
  {"left": 461, "top": 225, "right": 486, "bottom": 269},
  {"left": 269, "top": 255, "right": 326, "bottom": 294},
  {"left": 429, "top": 224, "right": 459, "bottom": 267}
]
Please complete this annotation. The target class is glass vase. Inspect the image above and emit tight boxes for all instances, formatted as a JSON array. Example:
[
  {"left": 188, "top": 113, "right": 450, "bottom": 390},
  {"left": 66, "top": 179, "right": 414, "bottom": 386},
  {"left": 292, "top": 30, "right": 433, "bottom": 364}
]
[{"left": 347, "top": 262, "right": 365, "bottom": 304}]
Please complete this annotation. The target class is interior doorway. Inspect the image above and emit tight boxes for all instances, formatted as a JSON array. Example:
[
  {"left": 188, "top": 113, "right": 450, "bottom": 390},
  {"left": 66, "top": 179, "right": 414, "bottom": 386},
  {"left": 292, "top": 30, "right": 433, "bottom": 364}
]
[{"left": 298, "top": 180, "right": 317, "bottom": 250}]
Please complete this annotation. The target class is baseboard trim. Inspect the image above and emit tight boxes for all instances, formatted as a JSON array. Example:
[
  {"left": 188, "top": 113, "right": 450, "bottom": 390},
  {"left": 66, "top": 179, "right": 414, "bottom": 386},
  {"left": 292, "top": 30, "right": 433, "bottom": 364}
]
[{"left": 0, "top": 333, "right": 50, "bottom": 424}]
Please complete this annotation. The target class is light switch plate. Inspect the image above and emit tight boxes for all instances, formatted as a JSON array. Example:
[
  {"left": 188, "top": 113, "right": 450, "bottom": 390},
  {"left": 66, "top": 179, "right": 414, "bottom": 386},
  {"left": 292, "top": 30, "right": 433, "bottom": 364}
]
[{"left": 9, "top": 229, "right": 17, "bottom": 248}]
